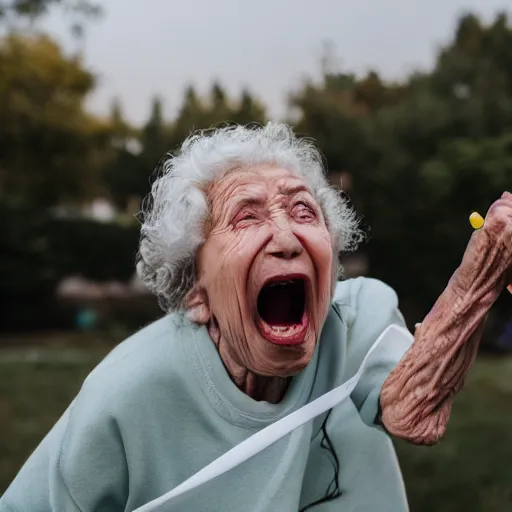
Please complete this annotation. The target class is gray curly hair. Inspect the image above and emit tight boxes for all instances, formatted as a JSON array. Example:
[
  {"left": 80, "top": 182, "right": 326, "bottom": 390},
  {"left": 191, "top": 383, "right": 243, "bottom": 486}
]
[{"left": 137, "top": 122, "right": 364, "bottom": 312}]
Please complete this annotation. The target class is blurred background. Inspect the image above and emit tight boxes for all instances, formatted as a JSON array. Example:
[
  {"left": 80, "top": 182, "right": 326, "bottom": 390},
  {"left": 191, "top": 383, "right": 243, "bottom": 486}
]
[{"left": 1, "top": 0, "right": 512, "bottom": 510}]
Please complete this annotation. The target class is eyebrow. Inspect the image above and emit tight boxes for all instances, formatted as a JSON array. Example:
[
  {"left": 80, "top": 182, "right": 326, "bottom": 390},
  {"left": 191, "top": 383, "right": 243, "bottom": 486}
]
[
  {"left": 229, "top": 183, "right": 312, "bottom": 215},
  {"left": 230, "top": 195, "right": 266, "bottom": 213},
  {"left": 277, "top": 184, "right": 311, "bottom": 196}
]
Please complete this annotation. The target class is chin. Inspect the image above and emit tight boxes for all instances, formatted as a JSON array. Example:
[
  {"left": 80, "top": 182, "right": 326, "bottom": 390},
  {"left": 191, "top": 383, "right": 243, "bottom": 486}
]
[{"left": 253, "top": 334, "right": 317, "bottom": 378}]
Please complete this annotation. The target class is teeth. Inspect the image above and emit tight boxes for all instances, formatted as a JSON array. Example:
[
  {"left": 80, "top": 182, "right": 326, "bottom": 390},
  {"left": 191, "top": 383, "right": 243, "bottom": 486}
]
[
  {"left": 269, "top": 280, "right": 295, "bottom": 287},
  {"left": 269, "top": 324, "right": 304, "bottom": 333}
]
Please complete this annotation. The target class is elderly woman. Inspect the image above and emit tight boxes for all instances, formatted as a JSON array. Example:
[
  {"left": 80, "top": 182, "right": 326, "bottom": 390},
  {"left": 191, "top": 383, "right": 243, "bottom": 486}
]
[{"left": 2, "top": 123, "right": 511, "bottom": 512}]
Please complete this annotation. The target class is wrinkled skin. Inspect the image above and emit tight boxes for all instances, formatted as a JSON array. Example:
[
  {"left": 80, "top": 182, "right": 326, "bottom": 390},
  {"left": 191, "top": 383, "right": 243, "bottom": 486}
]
[
  {"left": 380, "top": 192, "right": 512, "bottom": 445},
  {"left": 187, "top": 166, "right": 333, "bottom": 403},
  {"left": 187, "top": 160, "right": 511, "bottom": 439}
]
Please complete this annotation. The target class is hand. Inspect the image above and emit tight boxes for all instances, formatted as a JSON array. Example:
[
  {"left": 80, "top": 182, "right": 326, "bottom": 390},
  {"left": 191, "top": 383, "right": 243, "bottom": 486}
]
[
  {"left": 483, "top": 192, "right": 512, "bottom": 258},
  {"left": 484, "top": 192, "right": 512, "bottom": 289},
  {"left": 455, "top": 192, "right": 512, "bottom": 296}
]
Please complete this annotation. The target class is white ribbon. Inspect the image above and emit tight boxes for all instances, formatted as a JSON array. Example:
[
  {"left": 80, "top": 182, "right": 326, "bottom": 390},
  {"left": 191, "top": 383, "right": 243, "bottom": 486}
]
[{"left": 134, "top": 324, "right": 413, "bottom": 512}]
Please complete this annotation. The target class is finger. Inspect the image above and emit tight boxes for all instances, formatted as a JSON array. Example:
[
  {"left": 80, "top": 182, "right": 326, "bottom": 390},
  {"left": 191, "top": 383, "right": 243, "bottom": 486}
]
[{"left": 485, "top": 199, "right": 512, "bottom": 221}]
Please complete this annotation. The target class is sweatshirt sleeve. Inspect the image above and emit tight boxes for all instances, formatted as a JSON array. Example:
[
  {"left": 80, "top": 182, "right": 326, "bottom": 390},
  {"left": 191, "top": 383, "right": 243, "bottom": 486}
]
[
  {"left": 0, "top": 385, "right": 129, "bottom": 512},
  {"left": 333, "top": 277, "right": 413, "bottom": 429}
]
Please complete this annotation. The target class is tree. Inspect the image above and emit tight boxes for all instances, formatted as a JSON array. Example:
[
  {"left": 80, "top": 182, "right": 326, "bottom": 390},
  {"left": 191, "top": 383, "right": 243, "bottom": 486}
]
[
  {"left": 102, "top": 99, "right": 147, "bottom": 211},
  {"left": 0, "top": 0, "right": 98, "bottom": 18},
  {"left": 140, "top": 96, "right": 169, "bottom": 167},
  {"left": 0, "top": 33, "right": 114, "bottom": 311},
  {"left": 170, "top": 83, "right": 257, "bottom": 149},
  {"left": 211, "top": 81, "right": 228, "bottom": 111},
  {"left": 429, "top": 12, "right": 512, "bottom": 138},
  {"left": 233, "top": 88, "right": 266, "bottom": 125},
  {"left": 0, "top": 34, "right": 110, "bottom": 210},
  {"left": 169, "top": 85, "right": 205, "bottom": 149},
  {"left": 290, "top": 72, "right": 370, "bottom": 173},
  {"left": 180, "top": 85, "right": 202, "bottom": 118},
  {"left": 110, "top": 98, "right": 128, "bottom": 137},
  {"left": 290, "top": 12, "right": 512, "bottom": 322},
  {"left": 0, "top": 0, "right": 101, "bottom": 36},
  {"left": 205, "top": 81, "right": 234, "bottom": 126}
]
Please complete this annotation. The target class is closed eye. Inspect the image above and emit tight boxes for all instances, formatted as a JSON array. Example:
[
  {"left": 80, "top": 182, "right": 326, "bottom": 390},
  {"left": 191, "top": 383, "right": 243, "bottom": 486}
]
[
  {"left": 233, "top": 209, "right": 259, "bottom": 228},
  {"left": 292, "top": 202, "right": 316, "bottom": 222}
]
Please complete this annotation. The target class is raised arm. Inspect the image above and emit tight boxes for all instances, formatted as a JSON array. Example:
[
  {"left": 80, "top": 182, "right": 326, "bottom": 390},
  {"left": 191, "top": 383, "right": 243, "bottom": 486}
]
[{"left": 380, "top": 192, "right": 512, "bottom": 445}]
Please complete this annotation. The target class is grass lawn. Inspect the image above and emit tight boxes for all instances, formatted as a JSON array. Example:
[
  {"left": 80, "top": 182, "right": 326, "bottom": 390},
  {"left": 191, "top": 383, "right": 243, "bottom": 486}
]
[{"left": 1, "top": 334, "right": 512, "bottom": 511}]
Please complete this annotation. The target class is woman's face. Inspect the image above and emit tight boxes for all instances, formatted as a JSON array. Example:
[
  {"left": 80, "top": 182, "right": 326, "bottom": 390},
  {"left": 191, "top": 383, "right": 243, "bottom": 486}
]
[{"left": 196, "top": 166, "right": 333, "bottom": 378}]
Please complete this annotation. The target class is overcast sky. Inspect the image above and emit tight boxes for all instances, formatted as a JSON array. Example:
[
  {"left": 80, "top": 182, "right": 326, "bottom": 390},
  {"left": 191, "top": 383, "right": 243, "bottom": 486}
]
[{"left": 41, "top": 0, "right": 510, "bottom": 125}]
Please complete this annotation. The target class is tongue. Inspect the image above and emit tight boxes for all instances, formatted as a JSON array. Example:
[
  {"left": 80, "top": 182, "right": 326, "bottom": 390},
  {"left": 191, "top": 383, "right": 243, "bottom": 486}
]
[{"left": 259, "top": 285, "right": 294, "bottom": 325}]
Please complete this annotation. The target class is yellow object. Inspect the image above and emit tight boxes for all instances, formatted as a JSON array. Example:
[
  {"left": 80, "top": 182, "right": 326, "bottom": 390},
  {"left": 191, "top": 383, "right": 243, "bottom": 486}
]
[{"left": 469, "top": 212, "right": 485, "bottom": 230}]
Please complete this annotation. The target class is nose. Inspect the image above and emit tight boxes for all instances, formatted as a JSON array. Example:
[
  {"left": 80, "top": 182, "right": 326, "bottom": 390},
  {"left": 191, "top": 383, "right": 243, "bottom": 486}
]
[{"left": 265, "top": 219, "right": 303, "bottom": 259}]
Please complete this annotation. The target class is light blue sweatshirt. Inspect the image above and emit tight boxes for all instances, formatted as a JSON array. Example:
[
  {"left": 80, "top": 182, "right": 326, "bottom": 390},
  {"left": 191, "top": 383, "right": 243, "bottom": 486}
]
[{"left": 1, "top": 277, "right": 412, "bottom": 511}]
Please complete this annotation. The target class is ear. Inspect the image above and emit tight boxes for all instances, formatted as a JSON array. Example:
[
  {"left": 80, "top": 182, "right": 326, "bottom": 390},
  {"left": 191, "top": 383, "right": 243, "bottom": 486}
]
[{"left": 185, "top": 284, "right": 211, "bottom": 325}]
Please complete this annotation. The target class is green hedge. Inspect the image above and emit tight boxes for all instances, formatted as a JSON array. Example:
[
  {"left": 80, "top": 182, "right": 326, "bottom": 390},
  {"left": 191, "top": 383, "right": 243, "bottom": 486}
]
[
  {"left": 46, "top": 217, "right": 140, "bottom": 282},
  {"left": 0, "top": 206, "right": 141, "bottom": 332}
]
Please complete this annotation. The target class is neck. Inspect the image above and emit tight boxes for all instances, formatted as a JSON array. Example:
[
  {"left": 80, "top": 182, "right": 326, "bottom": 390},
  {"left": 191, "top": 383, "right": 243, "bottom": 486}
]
[{"left": 207, "top": 321, "right": 290, "bottom": 403}]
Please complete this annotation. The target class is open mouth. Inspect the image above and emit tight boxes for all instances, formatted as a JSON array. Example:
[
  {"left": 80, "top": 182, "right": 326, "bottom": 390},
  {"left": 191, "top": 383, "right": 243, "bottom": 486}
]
[{"left": 256, "top": 275, "right": 309, "bottom": 345}]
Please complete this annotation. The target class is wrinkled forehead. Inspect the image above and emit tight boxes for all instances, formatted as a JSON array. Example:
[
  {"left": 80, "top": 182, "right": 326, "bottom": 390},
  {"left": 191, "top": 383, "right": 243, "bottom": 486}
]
[{"left": 207, "top": 166, "right": 314, "bottom": 209}]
